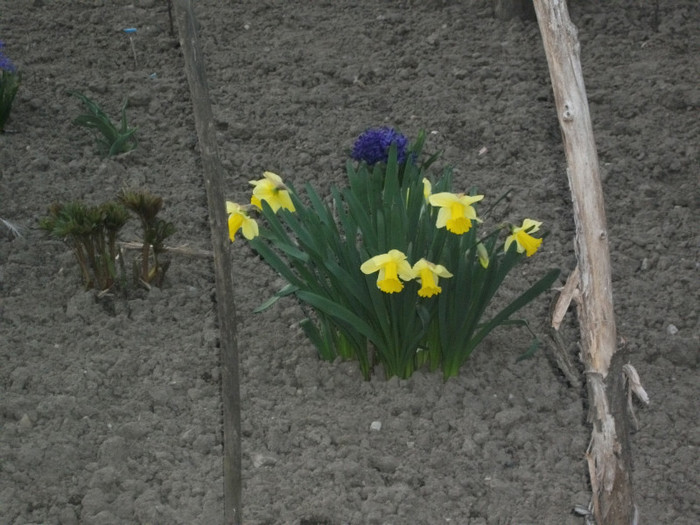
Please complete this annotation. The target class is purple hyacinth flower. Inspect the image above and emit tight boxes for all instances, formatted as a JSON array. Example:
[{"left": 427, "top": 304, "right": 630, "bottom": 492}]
[
  {"left": 351, "top": 127, "right": 409, "bottom": 165},
  {"left": 0, "top": 41, "right": 17, "bottom": 74}
]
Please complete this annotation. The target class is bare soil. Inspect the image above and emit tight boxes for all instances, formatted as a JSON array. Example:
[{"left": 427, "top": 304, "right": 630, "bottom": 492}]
[{"left": 1, "top": 1, "right": 698, "bottom": 524}]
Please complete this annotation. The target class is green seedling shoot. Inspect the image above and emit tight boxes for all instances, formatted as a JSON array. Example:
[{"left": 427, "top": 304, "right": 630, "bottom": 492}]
[
  {"left": 118, "top": 189, "right": 175, "bottom": 287},
  {"left": 69, "top": 91, "right": 137, "bottom": 156},
  {"left": 40, "top": 201, "right": 129, "bottom": 290}
]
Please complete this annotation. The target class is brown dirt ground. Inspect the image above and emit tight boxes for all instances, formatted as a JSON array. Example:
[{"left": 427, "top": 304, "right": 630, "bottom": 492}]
[{"left": 1, "top": 1, "right": 698, "bottom": 524}]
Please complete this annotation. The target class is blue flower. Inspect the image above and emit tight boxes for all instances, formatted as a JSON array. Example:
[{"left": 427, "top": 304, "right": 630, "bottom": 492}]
[
  {"left": 0, "top": 41, "right": 17, "bottom": 74},
  {"left": 351, "top": 127, "right": 409, "bottom": 165}
]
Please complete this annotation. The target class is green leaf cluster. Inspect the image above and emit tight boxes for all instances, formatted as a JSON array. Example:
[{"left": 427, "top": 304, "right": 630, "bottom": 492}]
[
  {"left": 69, "top": 91, "right": 137, "bottom": 156},
  {"left": 247, "top": 131, "right": 559, "bottom": 380},
  {"left": 40, "top": 190, "right": 175, "bottom": 291},
  {"left": 39, "top": 200, "right": 129, "bottom": 290},
  {"left": 118, "top": 189, "right": 176, "bottom": 287}
]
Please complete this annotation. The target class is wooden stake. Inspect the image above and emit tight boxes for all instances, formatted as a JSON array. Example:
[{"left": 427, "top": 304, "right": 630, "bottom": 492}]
[
  {"left": 532, "top": 1, "right": 637, "bottom": 523},
  {"left": 173, "top": 2, "right": 242, "bottom": 523}
]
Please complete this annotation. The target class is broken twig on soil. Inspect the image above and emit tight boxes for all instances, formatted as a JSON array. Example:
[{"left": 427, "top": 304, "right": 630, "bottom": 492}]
[{"left": 119, "top": 241, "right": 213, "bottom": 259}]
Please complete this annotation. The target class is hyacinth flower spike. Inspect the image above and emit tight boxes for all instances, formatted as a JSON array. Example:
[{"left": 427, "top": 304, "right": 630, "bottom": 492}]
[
  {"left": 360, "top": 249, "right": 414, "bottom": 294},
  {"left": 0, "top": 42, "right": 17, "bottom": 74},
  {"left": 226, "top": 201, "right": 259, "bottom": 241},
  {"left": 249, "top": 171, "right": 296, "bottom": 213},
  {"left": 429, "top": 192, "right": 484, "bottom": 235},
  {"left": 412, "top": 259, "right": 452, "bottom": 298},
  {"left": 505, "top": 218, "right": 543, "bottom": 256},
  {"left": 351, "top": 127, "right": 409, "bottom": 165}
]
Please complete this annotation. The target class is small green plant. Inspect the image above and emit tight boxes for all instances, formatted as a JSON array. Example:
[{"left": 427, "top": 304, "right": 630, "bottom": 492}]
[
  {"left": 0, "top": 41, "right": 21, "bottom": 133},
  {"left": 118, "top": 189, "right": 176, "bottom": 287},
  {"left": 227, "top": 129, "right": 560, "bottom": 380},
  {"left": 40, "top": 201, "right": 129, "bottom": 290},
  {"left": 40, "top": 190, "right": 175, "bottom": 290},
  {"left": 69, "top": 91, "right": 137, "bottom": 156}
]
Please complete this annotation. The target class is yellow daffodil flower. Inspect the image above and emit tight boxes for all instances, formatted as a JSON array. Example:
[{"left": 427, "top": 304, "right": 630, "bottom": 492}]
[
  {"left": 412, "top": 259, "right": 453, "bottom": 298},
  {"left": 422, "top": 178, "right": 432, "bottom": 202},
  {"left": 428, "top": 192, "right": 484, "bottom": 234},
  {"left": 505, "top": 218, "right": 543, "bottom": 256},
  {"left": 476, "top": 242, "right": 490, "bottom": 269},
  {"left": 249, "top": 171, "right": 296, "bottom": 213},
  {"left": 226, "top": 201, "right": 259, "bottom": 242},
  {"left": 360, "top": 249, "right": 414, "bottom": 294}
]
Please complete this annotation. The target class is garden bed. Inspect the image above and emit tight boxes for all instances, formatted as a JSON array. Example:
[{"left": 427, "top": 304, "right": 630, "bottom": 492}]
[{"left": 1, "top": 1, "right": 697, "bottom": 523}]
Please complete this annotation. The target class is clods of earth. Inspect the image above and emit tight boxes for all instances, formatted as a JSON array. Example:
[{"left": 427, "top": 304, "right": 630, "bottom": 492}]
[{"left": 1, "top": 1, "right": 698, "bottom": 524}]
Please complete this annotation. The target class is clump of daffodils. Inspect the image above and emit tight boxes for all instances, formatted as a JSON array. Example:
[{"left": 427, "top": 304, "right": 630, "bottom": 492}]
[{"left": 228, "top": 129, "right": 559, "bottom": 380}]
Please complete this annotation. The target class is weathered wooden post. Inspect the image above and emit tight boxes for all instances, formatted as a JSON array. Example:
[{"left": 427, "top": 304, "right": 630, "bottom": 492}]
[
  {"left": 174, "top": 1, "right": 242, "bottom": 523},
  {"left": 532, "top": 0, "right": 637, "bottom": 523}
]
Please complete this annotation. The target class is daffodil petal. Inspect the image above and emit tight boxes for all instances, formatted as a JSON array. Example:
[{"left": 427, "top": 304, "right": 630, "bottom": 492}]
[
  {"left": 263, "top": 171, "right": 284, "bottom": 185},
  {"left": 521, "top": 218, "right": 542, "bottom": 233},
  {"left": 458, "top": 194, "right": 484, "bottom": 206},
  {"left": 242, "top": 217, "right": 259, "bottom": 240},
  {"left": 278, "top": 191, "right": 296, "bottom": 212},
  {"left": 504, "top": 234, "right": 521, "bottom": 253},
  {"left": 361, "top": 253, "right": 392, "bottom": 274},
  {"left": 397, "top": 259, "right": 415, "bottom": 281},
  {"left": 435, "top": 207, "right": 450, "bottom": 229},
  {"left": 429, "top": 192, "right": 459, "bottom": 207},
  {"left": 432, "top": 264, "right": 452, "bottom": 278},
  {"left": 411, "top": 259, "right": 429, "bottom": 271},
  {"left": 228, "top": 213, "right": 244, "bottom": 242}
]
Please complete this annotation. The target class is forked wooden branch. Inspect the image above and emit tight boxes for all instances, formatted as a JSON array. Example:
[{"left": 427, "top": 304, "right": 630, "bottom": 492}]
[
  {"left": 551, "top": 265, "right": 579, "bottom": 331},
  {"left": 532, "top": 0, "right": 638, "bottom": 523}
]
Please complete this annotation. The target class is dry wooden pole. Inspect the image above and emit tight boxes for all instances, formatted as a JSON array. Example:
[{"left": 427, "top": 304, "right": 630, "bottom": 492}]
[
  {"left": 173, "top": 1, "right": 242, "bottom": 523},
  {"left": 532, "top": 0, "right": 637, "bottom": 523}
]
